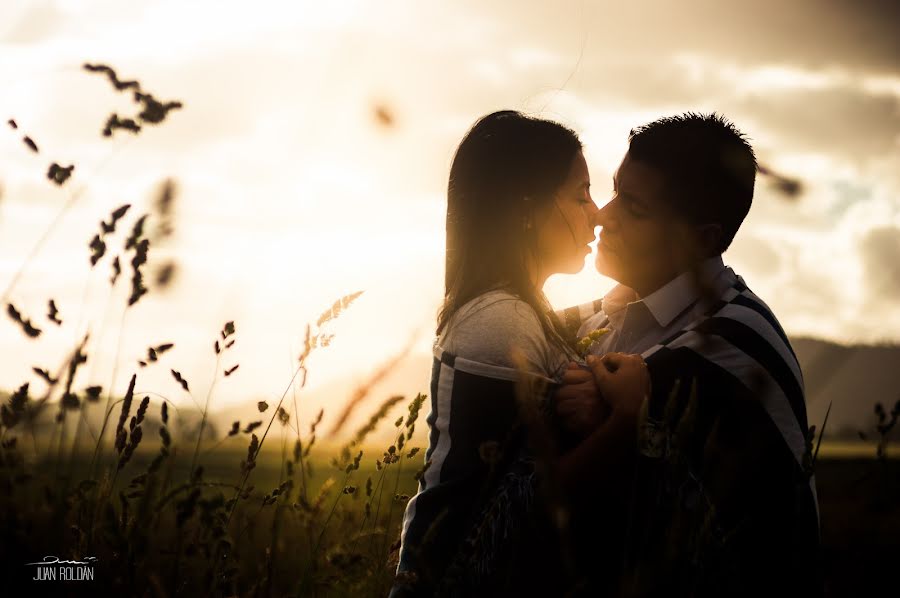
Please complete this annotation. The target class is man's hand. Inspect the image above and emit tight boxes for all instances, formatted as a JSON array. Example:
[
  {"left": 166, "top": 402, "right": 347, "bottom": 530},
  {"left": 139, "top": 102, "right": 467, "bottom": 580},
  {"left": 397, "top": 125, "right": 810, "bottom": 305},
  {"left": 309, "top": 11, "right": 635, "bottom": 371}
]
[
  {"left": 586, "top": 352, "right": 650, "bottom": 426},
  {"left": 554, "top": 356, "right": 647, "bottom": 499},
  {"left": 554, "top": 362, "right": 609, "bottom": 438}
]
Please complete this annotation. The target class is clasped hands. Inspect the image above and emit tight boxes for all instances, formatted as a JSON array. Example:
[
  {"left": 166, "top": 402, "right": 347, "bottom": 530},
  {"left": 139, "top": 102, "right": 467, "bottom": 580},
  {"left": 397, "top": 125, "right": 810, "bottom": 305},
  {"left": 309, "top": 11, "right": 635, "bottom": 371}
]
[{"left": 553, "top": 353, "right": 651, "bottom": 440}]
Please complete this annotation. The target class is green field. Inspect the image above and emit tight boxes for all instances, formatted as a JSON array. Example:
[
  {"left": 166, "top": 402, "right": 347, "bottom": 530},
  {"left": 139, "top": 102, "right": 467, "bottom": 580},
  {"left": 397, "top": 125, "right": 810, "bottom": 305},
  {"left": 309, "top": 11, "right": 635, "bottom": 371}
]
[
  {"left": 2, "top": 425, "right": 898, "bottom": 597},
  {"left": 0, "top": 398, "right": 428, "bottom": 597}
]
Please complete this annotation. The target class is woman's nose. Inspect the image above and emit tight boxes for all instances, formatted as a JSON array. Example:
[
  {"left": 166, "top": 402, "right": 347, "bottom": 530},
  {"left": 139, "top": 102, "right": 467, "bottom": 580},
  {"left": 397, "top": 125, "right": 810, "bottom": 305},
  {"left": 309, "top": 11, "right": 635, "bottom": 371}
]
[{"left": 585, "top": 201, "right": 601, "bottom": 230}]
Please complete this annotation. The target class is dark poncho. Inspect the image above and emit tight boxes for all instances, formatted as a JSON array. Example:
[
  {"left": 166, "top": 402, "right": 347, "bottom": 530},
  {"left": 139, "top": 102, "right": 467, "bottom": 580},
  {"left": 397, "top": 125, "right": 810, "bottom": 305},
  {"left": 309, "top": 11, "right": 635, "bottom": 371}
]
[{"left": 559, "top": 275, "right": 823, "bottom": 597}]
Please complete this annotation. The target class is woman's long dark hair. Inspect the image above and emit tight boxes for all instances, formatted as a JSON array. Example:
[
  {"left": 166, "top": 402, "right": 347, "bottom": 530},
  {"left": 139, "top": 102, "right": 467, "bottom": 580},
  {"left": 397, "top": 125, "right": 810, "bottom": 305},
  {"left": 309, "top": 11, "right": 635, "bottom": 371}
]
[{"left": 437, "top": 110, "right": 583, "bottom": 356}]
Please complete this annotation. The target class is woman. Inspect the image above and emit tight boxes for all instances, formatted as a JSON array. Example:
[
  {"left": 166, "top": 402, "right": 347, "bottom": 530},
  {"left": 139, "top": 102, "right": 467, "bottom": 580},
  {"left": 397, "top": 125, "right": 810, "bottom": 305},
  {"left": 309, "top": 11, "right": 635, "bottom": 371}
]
[{"left": 392, "top": 110, "right": 648, "bottom": 596}]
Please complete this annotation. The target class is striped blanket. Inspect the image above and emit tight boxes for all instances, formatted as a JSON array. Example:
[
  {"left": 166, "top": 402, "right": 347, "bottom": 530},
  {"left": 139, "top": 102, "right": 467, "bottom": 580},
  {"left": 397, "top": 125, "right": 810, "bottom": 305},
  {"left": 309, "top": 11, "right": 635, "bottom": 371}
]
[
  {"left": 558, "top": 274, "right": 823, "bottom": 596},
  {"left": 393, "top": 345, "right": 565, "bottom": 596}
]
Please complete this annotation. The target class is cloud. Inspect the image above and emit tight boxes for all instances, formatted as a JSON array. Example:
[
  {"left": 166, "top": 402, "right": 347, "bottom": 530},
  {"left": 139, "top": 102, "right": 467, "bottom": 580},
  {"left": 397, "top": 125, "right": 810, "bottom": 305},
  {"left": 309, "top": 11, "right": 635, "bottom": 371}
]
[
  {"left": 571, "top": 53, "right": 900, "bottom": 163},
  {"left": 0, "top": 1, "right": 64, "bottom": 45},
  {"left": 474, "top": 0, "right": 900, "bottom": 75},
  {"left": 737, "top": 85, "right": 900, "bottom": 159},
  {"left": 725, "top": 233, "right": 782, "bottom": 281},
  {"left": 860, "top": 226, "right": 900, "bottom": 297}
]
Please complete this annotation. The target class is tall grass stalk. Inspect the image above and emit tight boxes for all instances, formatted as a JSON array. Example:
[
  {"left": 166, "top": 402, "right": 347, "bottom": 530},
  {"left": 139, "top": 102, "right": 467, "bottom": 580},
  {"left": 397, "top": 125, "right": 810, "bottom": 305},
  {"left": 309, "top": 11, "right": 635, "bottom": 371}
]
[
  {"left": 189, "top": 351, "right": 222, "bottom": 481},
  {"left": 88, "top": 305, "right": 129, "bottom": 479}
]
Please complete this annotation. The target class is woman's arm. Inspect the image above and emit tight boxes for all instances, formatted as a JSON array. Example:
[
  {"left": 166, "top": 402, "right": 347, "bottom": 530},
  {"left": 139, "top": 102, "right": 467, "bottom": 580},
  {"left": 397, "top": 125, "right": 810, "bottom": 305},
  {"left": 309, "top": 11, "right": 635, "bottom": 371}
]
[
  {"left": 556, "top": 407, "right": 636, "bottom": 496},
  {"left": 554, "top": 353, "right": 649, "bottom": 496}
]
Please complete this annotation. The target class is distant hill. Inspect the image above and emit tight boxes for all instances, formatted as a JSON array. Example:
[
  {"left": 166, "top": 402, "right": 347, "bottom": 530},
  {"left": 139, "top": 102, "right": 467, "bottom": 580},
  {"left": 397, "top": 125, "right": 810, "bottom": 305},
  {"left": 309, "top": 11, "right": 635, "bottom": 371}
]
[{"left": 792, "top": 337, "right": 900, "bottom": 439}]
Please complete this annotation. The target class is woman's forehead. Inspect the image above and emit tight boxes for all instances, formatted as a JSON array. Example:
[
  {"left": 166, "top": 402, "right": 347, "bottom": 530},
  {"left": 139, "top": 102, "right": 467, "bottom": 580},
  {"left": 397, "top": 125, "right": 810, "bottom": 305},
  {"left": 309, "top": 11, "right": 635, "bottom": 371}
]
[{"left": 565, "top": 150, "right": 590, "bottom": 184}]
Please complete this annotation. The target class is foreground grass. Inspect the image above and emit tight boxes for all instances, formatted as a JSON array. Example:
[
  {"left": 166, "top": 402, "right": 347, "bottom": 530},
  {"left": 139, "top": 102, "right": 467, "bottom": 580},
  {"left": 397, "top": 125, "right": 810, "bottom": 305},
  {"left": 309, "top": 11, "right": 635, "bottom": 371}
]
[
  {"left": 2, "top": 401, "right": 900, "bottom": 597},
  {"left": 0, "top": 393, "right": 427, "bottom": 597}
]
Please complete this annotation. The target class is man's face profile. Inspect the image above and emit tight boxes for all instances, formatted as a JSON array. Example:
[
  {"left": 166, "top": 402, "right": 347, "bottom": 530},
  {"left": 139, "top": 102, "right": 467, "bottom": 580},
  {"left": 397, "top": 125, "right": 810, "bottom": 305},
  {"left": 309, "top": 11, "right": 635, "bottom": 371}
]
[{"left": 594, "top": 151, "right": 695, "bottom": 296}]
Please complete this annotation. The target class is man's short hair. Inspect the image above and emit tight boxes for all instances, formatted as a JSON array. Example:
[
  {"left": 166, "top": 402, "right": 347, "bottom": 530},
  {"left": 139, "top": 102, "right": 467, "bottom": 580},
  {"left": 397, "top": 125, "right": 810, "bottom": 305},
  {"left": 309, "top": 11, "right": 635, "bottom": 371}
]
[{"left": 628, "top": 112, "right": 757, "bottom": 254}]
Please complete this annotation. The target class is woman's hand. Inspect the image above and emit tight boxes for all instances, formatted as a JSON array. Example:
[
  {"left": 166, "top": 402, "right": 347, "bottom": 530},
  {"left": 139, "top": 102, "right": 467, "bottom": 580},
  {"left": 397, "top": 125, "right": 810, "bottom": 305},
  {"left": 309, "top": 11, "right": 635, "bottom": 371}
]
[
  {"left": 585, "top": 352, "right": 650, "bottom": 426},
  {"left": 554, "top": 363, "right": 611, "bottom": 439}
]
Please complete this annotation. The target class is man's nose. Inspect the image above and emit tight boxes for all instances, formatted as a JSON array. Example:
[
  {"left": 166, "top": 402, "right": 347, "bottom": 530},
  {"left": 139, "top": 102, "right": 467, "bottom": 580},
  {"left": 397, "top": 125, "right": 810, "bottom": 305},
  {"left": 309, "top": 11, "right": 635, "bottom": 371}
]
[{"left": 594, "top": 198, "right": 615, "bottom": 230}]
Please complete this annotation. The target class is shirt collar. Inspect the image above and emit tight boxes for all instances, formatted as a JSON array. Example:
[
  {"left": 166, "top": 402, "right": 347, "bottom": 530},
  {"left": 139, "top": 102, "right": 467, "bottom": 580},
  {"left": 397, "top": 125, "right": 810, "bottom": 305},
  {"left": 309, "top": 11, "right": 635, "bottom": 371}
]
[{"left": 602, "top": 255, "right": 728, "bottom": 328}]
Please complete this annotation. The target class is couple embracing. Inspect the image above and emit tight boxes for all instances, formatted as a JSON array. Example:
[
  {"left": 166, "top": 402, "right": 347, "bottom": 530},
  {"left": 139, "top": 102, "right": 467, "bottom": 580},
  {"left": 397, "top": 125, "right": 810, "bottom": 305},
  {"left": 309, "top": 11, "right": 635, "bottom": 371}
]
[{"left": 392, "top": 111, "right": 822, "bottom": 597}]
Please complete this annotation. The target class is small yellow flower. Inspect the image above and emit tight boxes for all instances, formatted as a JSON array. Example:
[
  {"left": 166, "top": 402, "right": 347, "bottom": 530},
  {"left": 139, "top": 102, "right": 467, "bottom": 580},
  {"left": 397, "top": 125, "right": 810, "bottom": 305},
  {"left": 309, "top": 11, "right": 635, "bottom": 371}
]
[{"left": 576, "top": 327, "right": 610, "bottom": 357}]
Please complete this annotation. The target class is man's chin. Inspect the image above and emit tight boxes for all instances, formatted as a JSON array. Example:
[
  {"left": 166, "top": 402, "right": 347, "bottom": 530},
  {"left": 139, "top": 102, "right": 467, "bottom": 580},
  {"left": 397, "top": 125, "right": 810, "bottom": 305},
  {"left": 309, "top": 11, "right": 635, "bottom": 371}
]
[
  {"left": 594, "top": 255, "right": 623, "bottom": 283},
  {"left": 593, "top": 253, "right": 611, "bottom": 275}
]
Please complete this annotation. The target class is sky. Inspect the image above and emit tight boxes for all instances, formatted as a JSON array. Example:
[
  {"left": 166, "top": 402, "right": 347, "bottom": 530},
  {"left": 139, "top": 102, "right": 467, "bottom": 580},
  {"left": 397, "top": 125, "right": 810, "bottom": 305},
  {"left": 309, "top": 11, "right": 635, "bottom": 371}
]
[{"left": 1, "top": 0, "right": 899, "bottom": 432}]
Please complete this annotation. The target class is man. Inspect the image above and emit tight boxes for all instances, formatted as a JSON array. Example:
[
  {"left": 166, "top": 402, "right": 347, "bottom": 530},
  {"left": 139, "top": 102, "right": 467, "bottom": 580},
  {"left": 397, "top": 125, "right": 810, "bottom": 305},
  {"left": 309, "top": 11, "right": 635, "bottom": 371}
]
[{"left": 554, "top": 113, "right": 822, "bottom": 597}]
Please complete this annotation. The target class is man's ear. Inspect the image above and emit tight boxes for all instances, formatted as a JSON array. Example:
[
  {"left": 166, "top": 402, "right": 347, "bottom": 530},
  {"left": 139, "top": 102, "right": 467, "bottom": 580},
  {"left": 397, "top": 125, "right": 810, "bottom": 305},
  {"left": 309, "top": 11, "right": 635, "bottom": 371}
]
[
  {"left": 696, "top": 223, "right": 723, "bottom": 257},
  {"left": 672, "top": 220, "right": 719, "bottom": 265}
]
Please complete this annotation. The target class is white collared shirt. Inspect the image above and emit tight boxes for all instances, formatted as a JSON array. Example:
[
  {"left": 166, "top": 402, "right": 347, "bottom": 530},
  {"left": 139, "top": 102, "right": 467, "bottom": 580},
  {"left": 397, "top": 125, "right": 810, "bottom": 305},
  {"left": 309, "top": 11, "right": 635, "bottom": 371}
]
[{"left": 578, "top": 256, "right": 735, "bottom": 356}]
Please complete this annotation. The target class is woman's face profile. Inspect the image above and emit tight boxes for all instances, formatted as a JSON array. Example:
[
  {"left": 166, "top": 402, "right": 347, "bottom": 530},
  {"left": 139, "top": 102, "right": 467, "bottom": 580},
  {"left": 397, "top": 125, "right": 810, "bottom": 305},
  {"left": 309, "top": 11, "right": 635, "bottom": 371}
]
[{"left": 533, "top": 150, "right": 599, "bottom": 277}]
